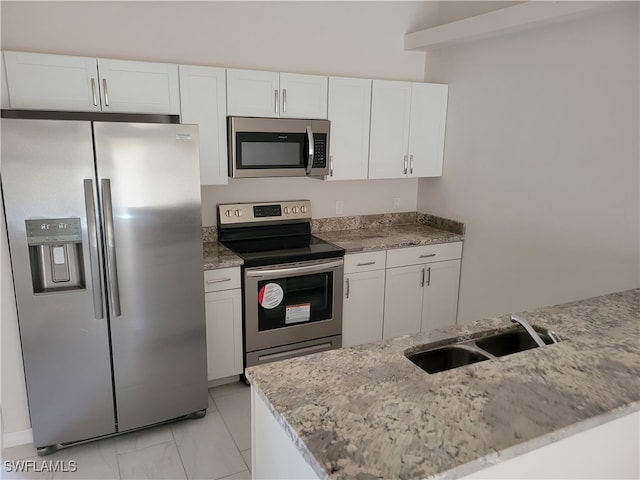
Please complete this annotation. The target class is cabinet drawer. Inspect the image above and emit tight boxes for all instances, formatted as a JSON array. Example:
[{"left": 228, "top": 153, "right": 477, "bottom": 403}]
[
  {"left": 204, "top": 267, "right": 241, "bottom": 292},
  {"left": 386, "top": 242, "right": 462, "bottom": 268},
  {"left": 344, "top": 250, "right": 386, "bottom": 274}
]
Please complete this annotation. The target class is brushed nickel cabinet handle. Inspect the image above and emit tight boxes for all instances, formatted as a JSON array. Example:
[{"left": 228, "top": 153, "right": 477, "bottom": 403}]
[
  {"left": 91, "top": 78, "right": 98, "bottom": 107},
  {"left": 206, "top": 278, "right": 232, "bottom": 284},
  {"left": 345, "top": 278, "right": 350, "bottom": 299},
  {"left": 282, "top": 88, "right": 287, "bottom": 113},
  {"left": 274, "top": 89, "right": 279, "bottom": 114},
  {"left": 102, "top": 79, "right": 110, "bottom": 107},
  {"left": 410, "top": 154, "right": 414, "bottom": 174},
  {"left": 419, "top": 253, "right": 436, "bottom": 259},
  {"left": 404, "top": 155, "right": 408, "bottom": 175},
  {"left": 426, "top": 266, "right": 431, "bottom": 286},
  {"left": 420, "top": 267, "right": 426, "bottom": 287},
  {"left": 356, "top": 261, "right": 376, "bottom": 267}
]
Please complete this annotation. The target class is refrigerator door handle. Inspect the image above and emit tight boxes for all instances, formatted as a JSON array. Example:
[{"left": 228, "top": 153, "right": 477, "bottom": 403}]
[
  {"left": 83, "top": 179, "right": 104, "bottom": 319},
  {"left": 101, "top": 179, "right": 122, "bottom": 317}
]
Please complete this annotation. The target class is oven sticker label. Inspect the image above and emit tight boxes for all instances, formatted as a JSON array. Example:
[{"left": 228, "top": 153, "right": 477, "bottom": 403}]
[
  {"left": 258, "top": 283, "right": 284, "bottom": 309},
  {"left": 285, "top": 303, "right": 311, "bottom": 324}
]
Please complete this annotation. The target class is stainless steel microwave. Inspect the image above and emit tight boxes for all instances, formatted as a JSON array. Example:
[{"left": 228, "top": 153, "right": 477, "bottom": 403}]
[{"left": 228, "top": 116, "right": 330, "bottom": 178}]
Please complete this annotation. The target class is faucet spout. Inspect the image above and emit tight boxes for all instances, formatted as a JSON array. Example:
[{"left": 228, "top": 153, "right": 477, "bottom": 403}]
[{"left": 510, "top": 315, "right": 546, "bottom": 347}]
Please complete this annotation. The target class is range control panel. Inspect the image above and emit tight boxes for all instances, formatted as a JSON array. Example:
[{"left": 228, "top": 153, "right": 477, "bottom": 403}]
[{"left": 218, "top": 200, "right": 312, "bottom": 226}]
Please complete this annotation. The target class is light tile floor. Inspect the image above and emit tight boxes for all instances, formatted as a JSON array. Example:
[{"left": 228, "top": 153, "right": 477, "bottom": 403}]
[{"left": 1, "top": 382, "right": 252, "bottom": 480}]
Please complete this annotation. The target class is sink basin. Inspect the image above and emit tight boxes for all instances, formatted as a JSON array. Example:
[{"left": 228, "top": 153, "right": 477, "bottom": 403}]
[
  {"left": 405, "top": 324, "right": 561, "bottom": 374},
  {"left": 407, "top": 346, "right": 490, "bottom": 374},
  {"left": 475, "top": 329, "right": 554, "bottom": 357}
]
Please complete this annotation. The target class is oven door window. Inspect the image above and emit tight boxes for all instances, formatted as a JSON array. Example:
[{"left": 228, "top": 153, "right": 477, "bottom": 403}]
[
  {"left": 236, "top": 132, "right": 305, "bottom": 170},
  {"left": 257, "top": 272, "right": 333, "bottom": 331}
]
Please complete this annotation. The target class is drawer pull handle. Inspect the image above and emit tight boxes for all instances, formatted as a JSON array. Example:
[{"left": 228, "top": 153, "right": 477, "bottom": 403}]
[
  {"left": 419, "top": 253, "right": 436, "bottom": 258},
  {"left": 206, "top": 277, "right": 232, "bottom": 284},
  {"left": 356, "top": 261, "right": 376, "bottom": 266}
]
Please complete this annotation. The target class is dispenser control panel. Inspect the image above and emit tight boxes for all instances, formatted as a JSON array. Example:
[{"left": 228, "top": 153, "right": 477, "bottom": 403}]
[{"left": 25, "top": 218, "right": 82, "bottom": 245}]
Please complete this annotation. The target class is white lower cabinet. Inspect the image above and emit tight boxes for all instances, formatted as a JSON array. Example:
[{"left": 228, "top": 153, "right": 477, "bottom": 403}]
[
  {"left": 383, "top": 264, "right": 425, "bottom": 339},
  {"left": 342, "top": 244, "right": 462, "bottom": 346},
  {"left": 342, "top": 251, "right": 386, "bottom": 347},
  {"left": 383, "top": 242, "right": 462, "bottom": 340},
  {"left": 204, "top": 267, "right": 243, "bottom": 382}
]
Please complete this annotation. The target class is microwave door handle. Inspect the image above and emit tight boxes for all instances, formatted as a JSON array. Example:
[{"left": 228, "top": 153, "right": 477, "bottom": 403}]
[{"left": 305, "top": 126, "right": 314, "bottom": 175}]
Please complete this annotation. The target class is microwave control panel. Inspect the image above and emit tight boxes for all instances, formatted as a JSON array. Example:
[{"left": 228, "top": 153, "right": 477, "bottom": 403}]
[
  {"left": 312, "top": 134, "right": 327, "bottom": 168},
  {"left": 218, "top": 200, "right": 312, "bottom": 225}
]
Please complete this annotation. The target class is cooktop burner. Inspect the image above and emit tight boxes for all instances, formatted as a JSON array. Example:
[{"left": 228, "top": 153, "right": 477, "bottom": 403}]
[{"left": 217, "top": 200, "right": 344, "bottom": 268}]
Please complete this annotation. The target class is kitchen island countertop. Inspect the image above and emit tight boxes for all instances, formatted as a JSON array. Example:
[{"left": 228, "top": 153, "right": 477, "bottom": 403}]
[{"left": 246, "top": 289, "right": 640, "bottom": 479}]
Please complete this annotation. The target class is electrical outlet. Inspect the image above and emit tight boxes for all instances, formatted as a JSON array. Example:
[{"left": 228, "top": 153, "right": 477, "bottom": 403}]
[
  {"left": 393, "top": 197, "right": 401, "bottom": 210},
  {"left": 335, "top": 200, "right": 344, "bottom": 215}
]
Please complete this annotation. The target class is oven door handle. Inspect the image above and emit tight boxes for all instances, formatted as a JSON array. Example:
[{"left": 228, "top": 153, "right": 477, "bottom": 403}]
[{"left": 246, "top": 258, "right": 343, "bottom": 279}]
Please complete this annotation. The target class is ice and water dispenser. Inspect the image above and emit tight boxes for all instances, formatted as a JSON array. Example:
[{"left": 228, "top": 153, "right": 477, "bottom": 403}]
[{"left": 26, "top": 218, "right": 85, "bottom": 293}]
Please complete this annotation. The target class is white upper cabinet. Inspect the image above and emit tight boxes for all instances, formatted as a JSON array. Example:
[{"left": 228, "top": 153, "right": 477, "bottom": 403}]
[
  {"left": 369, "top": 80, "right": 412, "bottom": 179},
  {"left": 4, "top": 51, "right": 100, "bottom": 111},
  {"left": 279, "top": 72, "right": 327, "bottom": 119},
  {"left": 326, "top": 77, "right": 372, "bottom": 181},
  {"left": 226, "top": 69, "right": 279, "bottom": 117},
  {"left": 369, "top": 80, "right": 448, "bottom": 179},
  {"left": 409, "top": 83, "right": 448, "bottom": 177},
  {"left": 227, "top": 68, "right": 327, "bottom": 119},
  {"left": 96, "top": 59, "right": 180, "bottom": 114},
  {"left": 3, "top": 51, "right": 180, "bottom": 114},
  {"left": 179, "top": 65, "right": 228, "bottom": 185}
]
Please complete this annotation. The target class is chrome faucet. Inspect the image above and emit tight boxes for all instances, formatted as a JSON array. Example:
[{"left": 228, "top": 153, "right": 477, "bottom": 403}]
[{"left": 510, "top": 314, "right": 546, "bottom": 347}]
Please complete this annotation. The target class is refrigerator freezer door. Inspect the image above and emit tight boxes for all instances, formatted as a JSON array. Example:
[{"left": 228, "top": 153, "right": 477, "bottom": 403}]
[
  {"left": 1, "top": 118, "right": 115, "bottom": 447},
  {"left": 93, "top": 122, "right": 208, "bottom": 431}
]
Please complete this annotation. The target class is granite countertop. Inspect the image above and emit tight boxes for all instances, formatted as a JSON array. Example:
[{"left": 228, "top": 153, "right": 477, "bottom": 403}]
[
  {"left": 202, "top": 212, "right": 464, "bottom": 269},
  {"left": 203, "top": 241, "right": 243, "bottom": 270},
  {"left": 246, "top": 289, "right": 640, "bottom": 479},
  {"left": 314, "top": 223, "right": 463, "bottom": 254}
]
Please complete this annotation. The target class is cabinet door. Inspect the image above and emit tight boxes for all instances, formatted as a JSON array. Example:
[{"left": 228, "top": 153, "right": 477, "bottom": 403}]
[
  {"left": 368, "top": 80, "right": 412, "bottom": 179},
  {"left": 3, "top": 51, "right": 99, "bottom": 111},
  {"left": 205, "top": 288, "right": 243, "bottom": 381},
  {"left": 227, "top": 68, "right": 280, "bottom": 117},
  {"left": 179, "top": 65, "right": 228, "bottom": 185},
  {"left": 421, "top": 259, "right": 461, "bottom": 333},
  {"left": 408, "top": 83, "right": 448, "bottom": 178},
  {"left": 342, "top": 270, "right": 385, "bottom": 347},
  {"left": 383, "top": 264, "right": 424, "bottom": 339},
  {"left": 96, "top": 59, "right": 180, "bottom": 114},
  {"left": 279, "top": 72, "right": 328, "bottom": 119},
  {"left": 327, "top": 77, "right": 371, "bottom": 181}
]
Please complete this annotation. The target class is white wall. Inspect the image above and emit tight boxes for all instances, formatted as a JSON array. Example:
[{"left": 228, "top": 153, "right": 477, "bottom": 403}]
[
  {"left": 0, "top": 1, "right": 434, "bottom": 440},
  {"left": 418, "top": 4, "right": 640, "bottom": 323}
]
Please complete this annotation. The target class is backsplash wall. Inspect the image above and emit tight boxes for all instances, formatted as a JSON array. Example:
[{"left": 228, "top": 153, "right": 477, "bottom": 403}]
[{"left": 200, "top": 177, "right": 420, "bottom": 227}]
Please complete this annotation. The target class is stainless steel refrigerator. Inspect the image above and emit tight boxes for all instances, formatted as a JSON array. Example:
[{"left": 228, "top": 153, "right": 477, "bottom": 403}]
[{"left": 2, "top": 118, "right": 208, "bottom": 454}]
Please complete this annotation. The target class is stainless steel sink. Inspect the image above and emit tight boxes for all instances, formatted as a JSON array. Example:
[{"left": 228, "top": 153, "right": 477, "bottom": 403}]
[
  {"left": 407, "top": 345, "right": 492, "bottom": 374},
  {"left": 406, "top": 320, "right": 561, "bottom": 374},
  {"left": 475, "top": 329, "right": 554, "bottom": 357}
]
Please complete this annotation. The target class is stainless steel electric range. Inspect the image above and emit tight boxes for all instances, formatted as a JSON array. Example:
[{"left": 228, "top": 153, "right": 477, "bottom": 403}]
[{"left": 218, "top": 200, "right": 344, "bottom": 367}]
